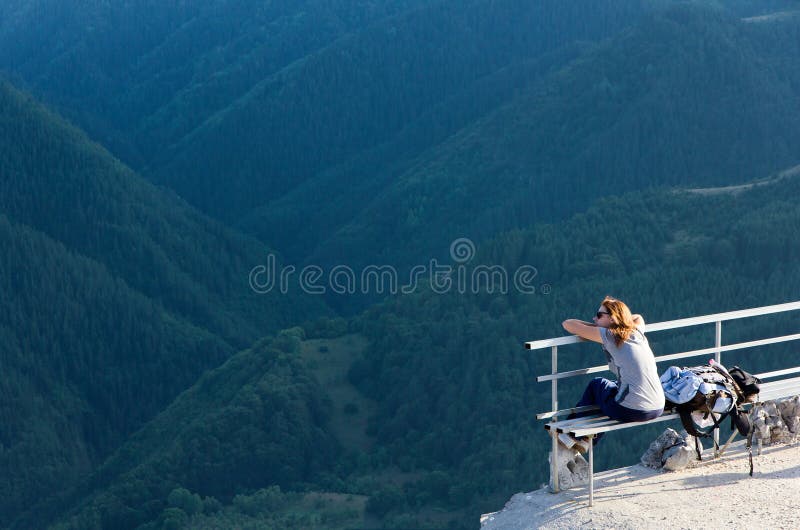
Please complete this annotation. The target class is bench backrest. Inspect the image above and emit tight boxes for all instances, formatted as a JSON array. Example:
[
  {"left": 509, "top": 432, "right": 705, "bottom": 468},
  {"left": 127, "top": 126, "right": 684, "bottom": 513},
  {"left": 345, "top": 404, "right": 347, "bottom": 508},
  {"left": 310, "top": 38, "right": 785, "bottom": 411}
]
[{"left": 527, "top": 301, "right": 800, "bottom": 421}]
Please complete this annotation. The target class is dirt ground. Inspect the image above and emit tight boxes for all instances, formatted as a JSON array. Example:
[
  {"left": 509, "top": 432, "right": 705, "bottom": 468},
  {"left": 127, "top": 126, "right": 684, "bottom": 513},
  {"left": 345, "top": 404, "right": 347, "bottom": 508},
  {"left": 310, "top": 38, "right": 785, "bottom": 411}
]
[{"left": 481, "top": 440, "right": 800, "bottom": 529}]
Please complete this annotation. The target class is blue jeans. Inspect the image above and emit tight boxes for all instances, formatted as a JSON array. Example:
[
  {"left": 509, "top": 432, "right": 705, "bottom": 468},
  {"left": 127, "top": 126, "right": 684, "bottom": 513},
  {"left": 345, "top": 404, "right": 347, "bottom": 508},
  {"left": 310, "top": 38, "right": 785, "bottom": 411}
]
[{"left": 570, "top": 377, "right": 663, "bottom": 443}]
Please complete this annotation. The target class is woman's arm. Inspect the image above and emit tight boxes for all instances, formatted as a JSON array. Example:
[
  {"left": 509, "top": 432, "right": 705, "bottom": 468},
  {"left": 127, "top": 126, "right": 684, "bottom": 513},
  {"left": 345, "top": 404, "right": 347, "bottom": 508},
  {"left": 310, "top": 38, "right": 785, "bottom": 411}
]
[
  {"left": 562, "top": 319, "right": 603, "bottom": 343},
  {"left": 632, "top": 314, "right": 645, "bottom": 330}
]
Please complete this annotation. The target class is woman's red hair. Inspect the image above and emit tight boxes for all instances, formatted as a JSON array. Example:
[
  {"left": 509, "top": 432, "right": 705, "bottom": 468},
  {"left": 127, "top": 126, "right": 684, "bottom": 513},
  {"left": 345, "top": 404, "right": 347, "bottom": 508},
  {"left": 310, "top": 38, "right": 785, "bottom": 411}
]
[{"left": 601, "top": 296, "right": 637, "bottom": 347}]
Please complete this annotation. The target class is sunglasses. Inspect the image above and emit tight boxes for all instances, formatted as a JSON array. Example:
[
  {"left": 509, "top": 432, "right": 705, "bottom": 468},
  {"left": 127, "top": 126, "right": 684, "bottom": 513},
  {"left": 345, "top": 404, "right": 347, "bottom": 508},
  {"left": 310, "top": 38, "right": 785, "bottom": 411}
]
[{"left": 595, "top": 311, "right": 610, "bottom": 319}]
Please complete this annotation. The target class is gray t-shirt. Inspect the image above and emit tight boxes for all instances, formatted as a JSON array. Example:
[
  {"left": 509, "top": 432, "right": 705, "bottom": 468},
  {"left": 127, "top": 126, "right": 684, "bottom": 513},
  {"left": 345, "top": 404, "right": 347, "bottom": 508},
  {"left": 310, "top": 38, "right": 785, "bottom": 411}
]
[{"left": 600, "top": 327, "right": 665, "bottom": 411}]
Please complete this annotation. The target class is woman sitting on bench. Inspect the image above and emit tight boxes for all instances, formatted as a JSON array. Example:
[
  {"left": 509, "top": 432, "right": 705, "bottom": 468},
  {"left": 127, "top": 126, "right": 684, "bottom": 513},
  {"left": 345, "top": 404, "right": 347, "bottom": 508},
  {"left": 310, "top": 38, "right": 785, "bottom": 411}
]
[{"left": 561, "top": 296, "right": 665, "bottom": 450}]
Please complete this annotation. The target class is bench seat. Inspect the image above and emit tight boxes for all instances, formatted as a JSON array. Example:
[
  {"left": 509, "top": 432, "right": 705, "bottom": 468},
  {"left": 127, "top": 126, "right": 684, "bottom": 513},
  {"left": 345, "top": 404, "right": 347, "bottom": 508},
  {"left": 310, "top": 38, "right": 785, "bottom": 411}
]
[
  {"left": 545, "top": 375, "right": 800, "bottom": 437},
  {"left": 543, "top": 375, "right": 800, "bottom": 506}
]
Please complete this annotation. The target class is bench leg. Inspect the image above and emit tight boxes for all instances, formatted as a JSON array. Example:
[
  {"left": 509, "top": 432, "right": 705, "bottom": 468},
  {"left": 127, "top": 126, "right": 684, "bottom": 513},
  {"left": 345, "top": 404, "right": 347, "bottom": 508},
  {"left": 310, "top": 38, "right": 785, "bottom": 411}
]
[
  {"left": 719, "top": 430, "right": 738, "bottom": 457},
  {"left": 550, "top": 430, "right": 560, "bottom": 493},
  {"left": 588, "top": 435, "right": 594, "bottom": 508}
]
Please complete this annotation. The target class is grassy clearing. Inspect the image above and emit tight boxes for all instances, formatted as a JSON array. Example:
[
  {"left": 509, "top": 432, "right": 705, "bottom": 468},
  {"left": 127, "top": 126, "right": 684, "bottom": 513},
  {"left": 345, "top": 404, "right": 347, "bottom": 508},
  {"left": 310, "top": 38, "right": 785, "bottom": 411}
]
[
  {"left": 294, "top": 491, "right": 370, "bottom": 529},
  {"left": 299, "top": 334, "right": 377, "bottom": 451},
  {"left": 298, "top": 334, "right": 468, "bottom": 528}
]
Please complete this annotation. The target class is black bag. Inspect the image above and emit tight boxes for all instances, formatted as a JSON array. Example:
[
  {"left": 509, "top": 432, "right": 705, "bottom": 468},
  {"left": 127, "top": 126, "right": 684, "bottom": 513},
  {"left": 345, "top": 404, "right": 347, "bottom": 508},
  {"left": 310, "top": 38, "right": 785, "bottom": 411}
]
[
  {"left": 674, "top": 364, "right": 754, "bottom": 475},
  {"left": 728, "top": 365, "right": 761, "bottom": 402},
  {"left": 675, "top": 366, "right": 738, "bottom": 437},
  {"left": 675, "top": 366, "right": 738, "bottom": 438}
]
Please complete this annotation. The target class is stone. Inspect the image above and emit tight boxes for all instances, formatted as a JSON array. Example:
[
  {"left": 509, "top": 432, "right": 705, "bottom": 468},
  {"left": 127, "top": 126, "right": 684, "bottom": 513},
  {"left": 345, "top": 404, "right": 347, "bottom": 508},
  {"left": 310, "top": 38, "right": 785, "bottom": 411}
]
[
  {"left": 640, "top": 428, "right": 702, "bottom": 471},
  {"left": 778, "top": 396, "right": 800, "bottom": 435},
  {"left": 663, "top": 445, "right": 695, "bottom": 471},
  {"left": 548, "top": 448, "right": 589, "bottom": 490},
  {"left": 640, "top": 428, "right": 684, "bottom": 469},
  {"left": 752, "top": 400, "right": 794, "bottom": 445},
  {"left": 752, "top": 406, "right": 771, "bottom": 440}
]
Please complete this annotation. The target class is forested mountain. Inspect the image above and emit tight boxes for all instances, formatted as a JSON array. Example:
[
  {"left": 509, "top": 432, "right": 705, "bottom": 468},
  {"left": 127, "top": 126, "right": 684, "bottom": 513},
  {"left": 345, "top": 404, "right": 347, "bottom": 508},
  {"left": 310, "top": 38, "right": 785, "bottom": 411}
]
[
  {"left": 5, "top": 1, "right": 798, "bottom": 279},
  {"left": 15, "top": 330, "right": 339, "bottom": 530},
  {"left": 153, "top": 0, "right": 662, "bottom": 220},
  {"left": 1, "top": 1, "right": 799, "bottom": 529},
  {"left": 300, "top": 5, "right": 800, "bottom": 271},
  {"left": 0, "top": 81, "right": 328, "bottom": 525},
  {"left": 0, "top": 211, "right": 226, "bottom": 524},
  {"left": 22, "top": 166, "right": 800, "bottom": 529},
  {"left": 342, "top": 169, "right": 800, "bottom": 525},
  {"left": 0, "top": 0, "right": 669, "bottom": 238},
  {"left": 0, "top": 81, "right": 325, "bottom": 347},
  {"left": 0, "top": 0, "right": 429, "bottom": 167}
]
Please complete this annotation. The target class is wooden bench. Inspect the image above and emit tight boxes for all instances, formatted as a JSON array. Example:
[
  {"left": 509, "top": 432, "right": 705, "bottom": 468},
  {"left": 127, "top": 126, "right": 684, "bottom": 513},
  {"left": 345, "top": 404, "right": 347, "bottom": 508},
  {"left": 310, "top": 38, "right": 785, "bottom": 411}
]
[{"left": 526, "top": 301, "right": 800, "bottom": 507}]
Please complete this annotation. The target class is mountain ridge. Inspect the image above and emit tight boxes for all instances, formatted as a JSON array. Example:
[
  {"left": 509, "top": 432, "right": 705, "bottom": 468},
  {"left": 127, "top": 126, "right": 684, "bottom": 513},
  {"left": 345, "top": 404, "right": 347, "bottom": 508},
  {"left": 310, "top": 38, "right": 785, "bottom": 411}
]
[
  {"left": 301, "top": 5, "right": 800, "bottom": 271},
  {"left": 0, "top": 79, "right": 329, "bottom": 525}
]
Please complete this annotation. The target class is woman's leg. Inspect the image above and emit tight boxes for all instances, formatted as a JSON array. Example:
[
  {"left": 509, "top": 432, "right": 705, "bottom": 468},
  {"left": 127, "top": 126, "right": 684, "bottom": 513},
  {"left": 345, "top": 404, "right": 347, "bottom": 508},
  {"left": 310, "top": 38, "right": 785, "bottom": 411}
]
[
  {"left": 570, "top": 377, "right": 620, "bottom": 445},
  {"left": 576, "top": 378, "right": 663, "bottom": 421},
  {"left": 576, "top": 377, "right": 619, "bottom": 413}
]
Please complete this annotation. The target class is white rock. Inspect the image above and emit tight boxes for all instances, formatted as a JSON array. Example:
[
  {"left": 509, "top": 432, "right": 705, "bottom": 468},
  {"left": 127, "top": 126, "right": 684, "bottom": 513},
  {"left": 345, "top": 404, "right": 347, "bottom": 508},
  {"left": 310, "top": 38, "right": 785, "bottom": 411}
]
[
  {"left": 778, "top": 396, "right": 800, "bottom": 434},
  {"left": 663, "top": 445, "right": 696, "bottom": 471},
  {"left": 548, "top": 449, "right": 589, "bottom": 490},
  {"left": 640, "top": 428, "right": 681, "bottom": 467},
  {"left": 640, "top": 428, "right": 696, "bottom": 470}
]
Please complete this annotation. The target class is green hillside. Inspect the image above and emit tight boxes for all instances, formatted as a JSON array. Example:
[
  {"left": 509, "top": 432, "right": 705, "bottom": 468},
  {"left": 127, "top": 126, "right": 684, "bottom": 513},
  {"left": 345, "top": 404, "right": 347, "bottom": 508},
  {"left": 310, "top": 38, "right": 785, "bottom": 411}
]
[
  {"left": 0, "top": 211, "right": 232, "bottom": 524},
  {"left": 154, "top": 0, "right": 659, "bottom": 220},
  {"left": 304, "top": 5, "right": 800, "bottom": 271},
  {"left": 4, "top": 2, "right": 799, "bottom": 279},
  {"left": 0, "top": 1, "right": 661, "bottom": 223},
  {"left": 21, "top": 330, "right": 340, "bottom": 530},
  {"left": 9, "top": 1, "right": 798, "bottom": 278},
  {"left": 0, "top": 81, "right": 326, "bottom": 347},
  {"left": 22, "top": 167, "right": 800, "bottom": 529},
  {"left": 1, "top": 2, "right": 800, "bottom": 529},
  {"left": 0, "top": 0, "right": 429, "bottom": 167},
  {"left": 13, "top": 328, "right": 378, "bottom": 529},
  {"left": 343, "top": 171, "right": 800, "bottom": 523},
  {"left": 0, "top": 81, "right": 329, "bottom": 526},
  {"left": 238, "top": 41, "right": 589, "bottom": 265}
]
